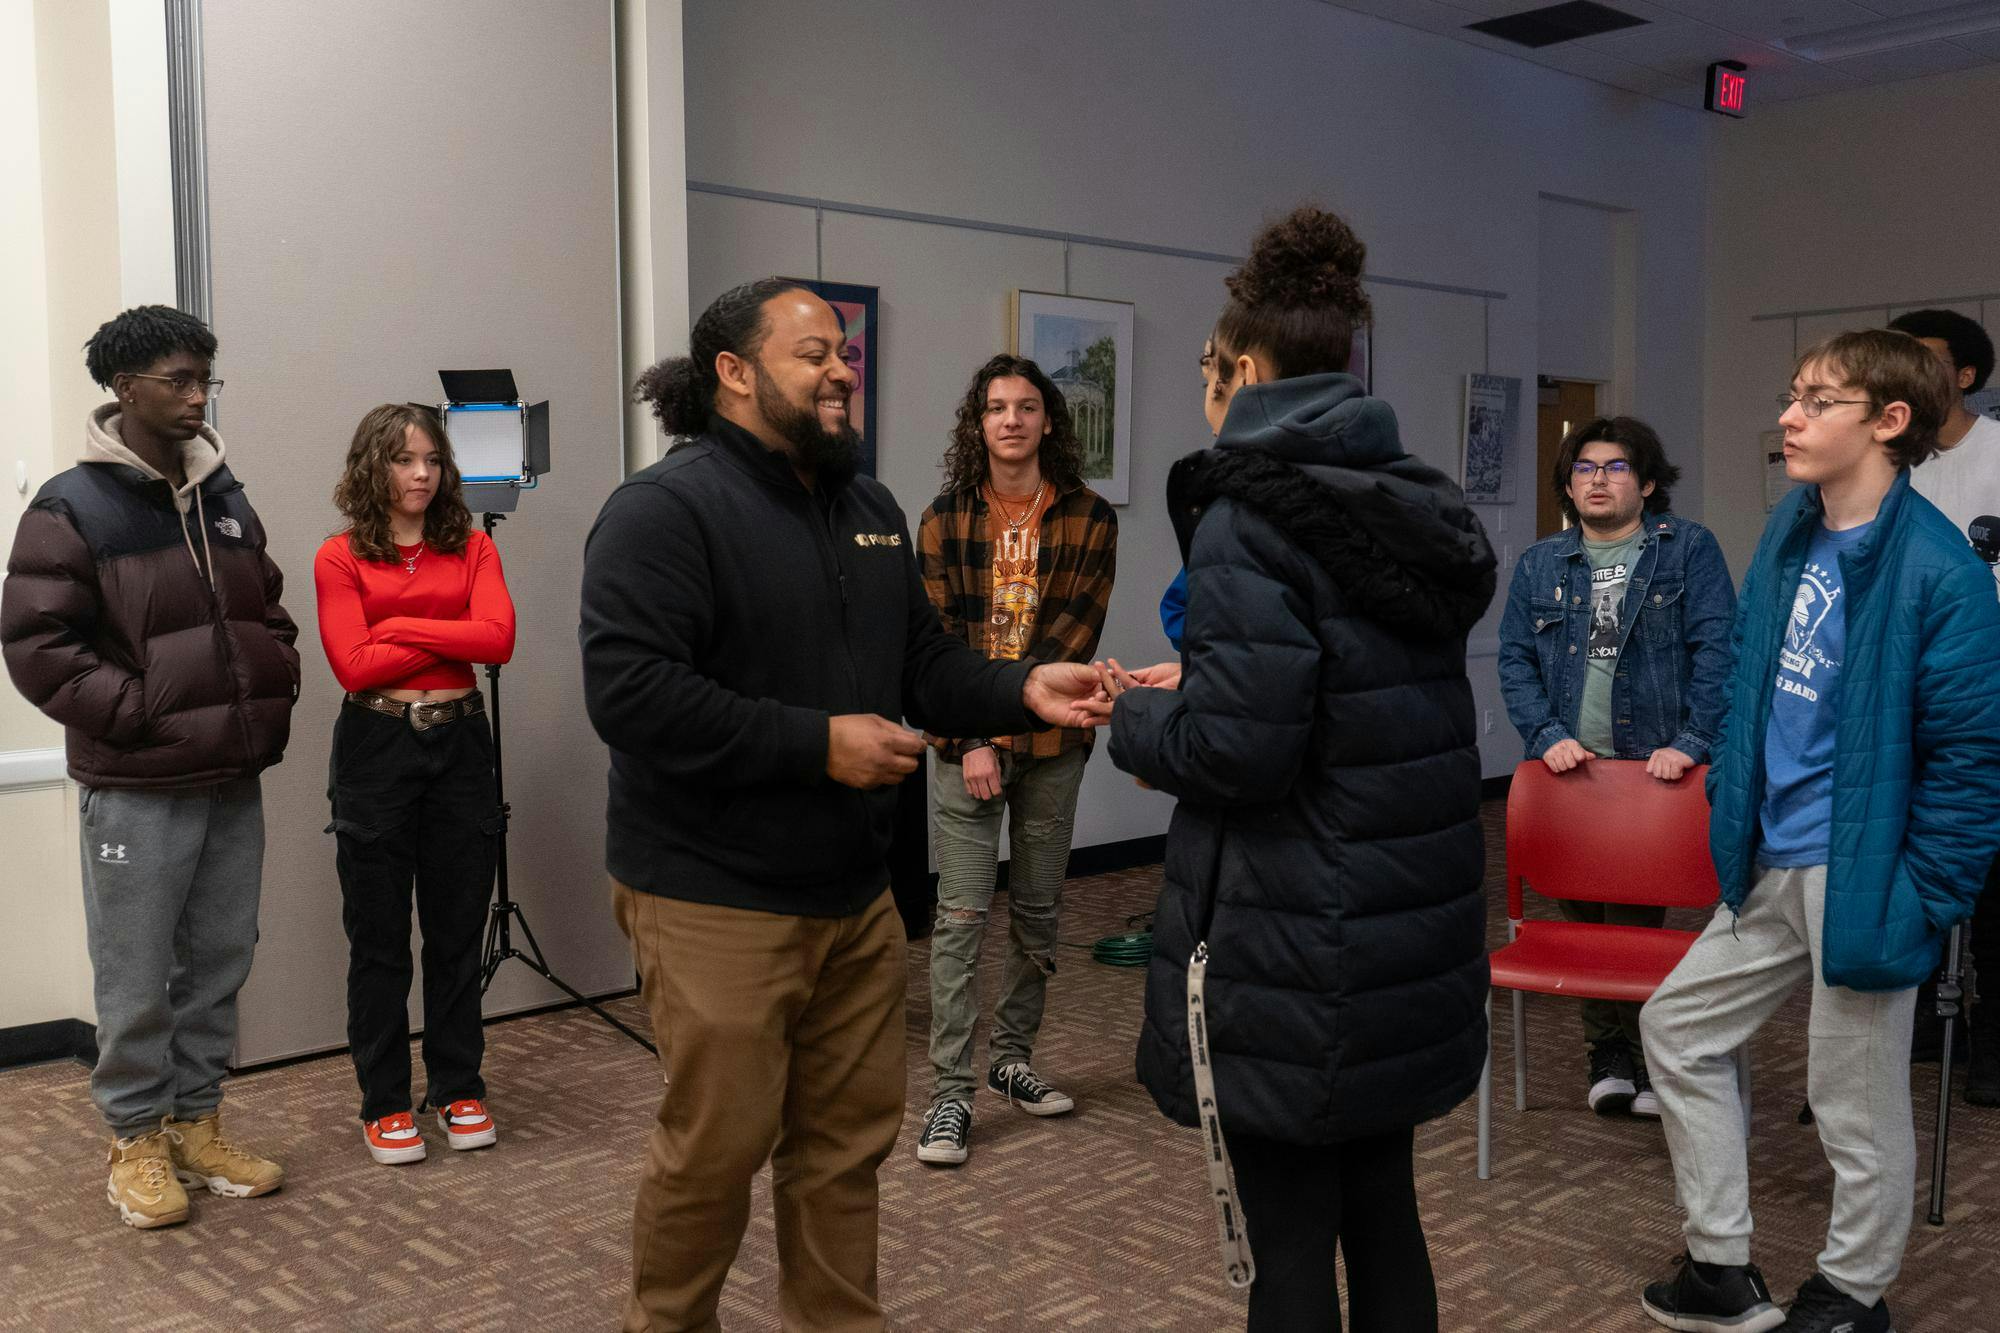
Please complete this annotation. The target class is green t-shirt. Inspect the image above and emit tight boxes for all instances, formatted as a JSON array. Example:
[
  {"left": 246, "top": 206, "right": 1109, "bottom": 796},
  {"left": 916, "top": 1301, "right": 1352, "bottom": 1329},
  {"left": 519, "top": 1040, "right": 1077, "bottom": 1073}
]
[{"left": 1575, "top": 529, "right": 1647, "bottom": 756}]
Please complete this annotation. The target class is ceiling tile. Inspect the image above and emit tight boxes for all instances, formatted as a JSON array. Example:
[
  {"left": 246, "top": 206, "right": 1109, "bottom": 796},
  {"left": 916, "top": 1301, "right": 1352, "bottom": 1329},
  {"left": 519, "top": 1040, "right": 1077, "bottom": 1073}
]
[
  {"left": 1641, "top": 0, "right": 1881, "bottom": 42},
  {"left": 1582, "top": 20, "right": 1803, "bottom": 76},
  {"left": 1943, "top": 28, "right": 2000, "bottom": 57},
  {"left": 1740, "top": 57, "right": 1868, "bottom": 98},
  {"left": 1820, "top": 37, "right": 1992, "bottom": 80}
]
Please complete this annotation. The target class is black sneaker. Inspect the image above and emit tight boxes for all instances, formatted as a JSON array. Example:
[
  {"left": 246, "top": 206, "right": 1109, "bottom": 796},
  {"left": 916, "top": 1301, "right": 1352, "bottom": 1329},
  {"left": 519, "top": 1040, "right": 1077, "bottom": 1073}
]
[
  {"left": 1631, "top": 1063, "right": 1662, "bottom": 1118},
  {"left": 1781, "top": 1273, "right": 1891, "bottom": 1333},
  {"left": 915, "top": 1099, "right": 971, "bottom": 1166},
  {"left": 1639, "top": 1252, "right": 1783, "bottom": 1333},
  {"left": 1589, "top": 1038, "right": 1638, "bottom": 1115},
  {"left": 986, "top": 1063, "right": 1075, "bottom": 1116}
]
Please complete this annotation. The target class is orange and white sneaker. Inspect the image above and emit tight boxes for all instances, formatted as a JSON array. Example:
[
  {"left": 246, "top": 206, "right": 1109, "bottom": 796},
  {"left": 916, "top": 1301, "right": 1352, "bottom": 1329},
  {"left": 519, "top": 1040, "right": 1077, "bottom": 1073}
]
[
  {"left": 434, "top": 1098, "right": 497, "bottom": 1151},
  {"left": 362, "top": 1111, "right": 427, "bottom": 1165}
]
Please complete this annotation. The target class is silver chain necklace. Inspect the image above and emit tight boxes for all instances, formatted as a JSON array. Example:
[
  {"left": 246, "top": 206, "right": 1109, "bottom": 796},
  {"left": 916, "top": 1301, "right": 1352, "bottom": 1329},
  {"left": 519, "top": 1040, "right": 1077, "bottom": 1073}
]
[{"left": 401, "top": 540, "right": 425, "bottom": 575}]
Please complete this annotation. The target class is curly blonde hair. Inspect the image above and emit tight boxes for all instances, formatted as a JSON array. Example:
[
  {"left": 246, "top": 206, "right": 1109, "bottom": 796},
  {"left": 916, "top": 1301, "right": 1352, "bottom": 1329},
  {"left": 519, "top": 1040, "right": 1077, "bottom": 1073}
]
[{"left": 333, "top": 403, "right": 472, "bottom": 563}]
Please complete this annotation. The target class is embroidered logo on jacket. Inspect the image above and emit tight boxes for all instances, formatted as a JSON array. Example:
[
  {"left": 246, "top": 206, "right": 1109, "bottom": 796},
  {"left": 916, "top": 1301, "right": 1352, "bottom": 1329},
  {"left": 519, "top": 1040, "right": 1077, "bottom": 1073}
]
[
  {"left": 97, "top": 844, "right": 129, "bottom": 864},
  {"left": 853, "top": 533, "right": 902, "bottom": 548},
  {"left": 213, "top": 517, "right": 243, "bottom": 539}
]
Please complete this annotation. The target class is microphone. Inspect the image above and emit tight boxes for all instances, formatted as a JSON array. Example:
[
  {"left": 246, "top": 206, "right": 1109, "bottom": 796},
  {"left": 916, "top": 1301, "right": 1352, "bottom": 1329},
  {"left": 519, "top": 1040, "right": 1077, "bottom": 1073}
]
[{"left": 1969, "top": 516, "right": 2000, "bottom": 567}]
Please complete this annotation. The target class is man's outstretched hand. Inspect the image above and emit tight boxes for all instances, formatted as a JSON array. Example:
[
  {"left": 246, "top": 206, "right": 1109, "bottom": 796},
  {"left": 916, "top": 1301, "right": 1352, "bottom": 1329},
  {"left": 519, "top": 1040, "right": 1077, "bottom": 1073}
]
[
  {"left": 1024, "top": 662, "right": 1107, "bottom": 729},
  {"left": 827, "top": 713, "right": 924, "bottom": 788}
]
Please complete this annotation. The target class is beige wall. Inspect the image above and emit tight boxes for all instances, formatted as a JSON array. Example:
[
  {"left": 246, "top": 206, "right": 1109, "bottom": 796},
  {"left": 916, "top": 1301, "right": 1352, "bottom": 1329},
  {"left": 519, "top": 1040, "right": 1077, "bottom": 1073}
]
[
  {"left": 1, "top": 0, "right": 176, "bottom": 1033},
  {"left": 202, "top": 0, "right": 637, "bottom": 1064}
]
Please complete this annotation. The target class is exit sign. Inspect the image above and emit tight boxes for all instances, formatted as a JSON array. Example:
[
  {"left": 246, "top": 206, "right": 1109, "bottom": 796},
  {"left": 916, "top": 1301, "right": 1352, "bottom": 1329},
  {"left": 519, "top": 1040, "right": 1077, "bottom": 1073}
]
[{"left": 1707, "top": 61, "right": 1748, "bottom": 117}]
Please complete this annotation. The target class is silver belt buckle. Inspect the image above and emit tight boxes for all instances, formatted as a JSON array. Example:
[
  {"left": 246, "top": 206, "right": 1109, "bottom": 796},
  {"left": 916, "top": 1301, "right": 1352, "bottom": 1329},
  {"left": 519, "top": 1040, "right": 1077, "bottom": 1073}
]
[{"left": 409, "top": 701, "right": 442, "bottom": 731}]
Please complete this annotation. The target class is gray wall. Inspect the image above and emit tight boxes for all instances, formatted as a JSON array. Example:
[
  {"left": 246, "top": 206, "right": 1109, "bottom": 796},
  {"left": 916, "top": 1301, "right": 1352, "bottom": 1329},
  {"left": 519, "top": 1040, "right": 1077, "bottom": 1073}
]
[
  {"left": 204, "top": 1, "right": 628, "bottom": 1064},
  {"left": 682, "top": 0, "right": 1709, "bottom": 850}
]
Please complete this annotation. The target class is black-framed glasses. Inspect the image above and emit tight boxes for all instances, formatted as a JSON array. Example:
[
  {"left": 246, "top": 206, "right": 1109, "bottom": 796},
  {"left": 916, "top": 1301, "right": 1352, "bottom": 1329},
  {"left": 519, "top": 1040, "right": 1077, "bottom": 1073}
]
[
  {"left": 1570, "top": 459, "right": 1634, "bottom": 482},
  {"left": 1776, "top": 392, "right": 1871, "bottom": 419},
  {"left": 128, "top": 373, "right": 224, "bottom": 402}
]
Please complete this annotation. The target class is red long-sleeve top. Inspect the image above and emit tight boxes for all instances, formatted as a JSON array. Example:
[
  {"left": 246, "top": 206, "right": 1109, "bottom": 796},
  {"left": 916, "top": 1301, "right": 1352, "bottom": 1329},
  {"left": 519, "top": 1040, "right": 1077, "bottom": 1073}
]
[{"left": 313, "top": 530, "right": 516, "bottom": 693}]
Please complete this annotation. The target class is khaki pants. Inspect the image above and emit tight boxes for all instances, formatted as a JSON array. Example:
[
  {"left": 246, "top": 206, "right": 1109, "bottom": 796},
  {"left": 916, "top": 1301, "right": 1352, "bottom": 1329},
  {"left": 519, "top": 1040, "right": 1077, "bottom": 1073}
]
[{"left": 612, "top": 880, "right": 907, "bottom": 1332}]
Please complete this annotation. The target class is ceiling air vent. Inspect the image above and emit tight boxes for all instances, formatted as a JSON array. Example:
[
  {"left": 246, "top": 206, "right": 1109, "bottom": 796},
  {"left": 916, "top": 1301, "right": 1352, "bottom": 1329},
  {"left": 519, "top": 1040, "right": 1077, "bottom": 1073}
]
[{"left": 1465, "top": 1, "right": 1649, "bottom": 49}]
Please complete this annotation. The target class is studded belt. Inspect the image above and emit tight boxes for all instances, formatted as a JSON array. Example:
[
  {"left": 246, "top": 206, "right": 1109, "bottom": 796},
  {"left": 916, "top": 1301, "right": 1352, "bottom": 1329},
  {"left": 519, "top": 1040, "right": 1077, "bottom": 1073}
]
[{"left": 344, "top": 690, "right": 485, "bottom": 731}]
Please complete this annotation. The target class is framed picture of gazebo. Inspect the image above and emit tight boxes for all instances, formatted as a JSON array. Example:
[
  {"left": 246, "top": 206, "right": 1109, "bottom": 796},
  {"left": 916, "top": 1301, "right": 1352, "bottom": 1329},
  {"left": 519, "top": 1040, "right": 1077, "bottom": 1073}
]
[{"left": 1010, "top": 290, "right": 1134, "bottom": 505}]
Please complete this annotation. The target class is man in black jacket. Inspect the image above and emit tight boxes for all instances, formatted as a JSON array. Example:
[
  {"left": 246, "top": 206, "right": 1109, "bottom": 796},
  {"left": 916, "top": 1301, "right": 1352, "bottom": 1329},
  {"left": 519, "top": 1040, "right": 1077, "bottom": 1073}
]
[
  {"left": 3, "top": 306, "right": 298, "bottom": 1230},
  {"left": 581, "top": 277, "right": 1101, "bottom": 1332}
]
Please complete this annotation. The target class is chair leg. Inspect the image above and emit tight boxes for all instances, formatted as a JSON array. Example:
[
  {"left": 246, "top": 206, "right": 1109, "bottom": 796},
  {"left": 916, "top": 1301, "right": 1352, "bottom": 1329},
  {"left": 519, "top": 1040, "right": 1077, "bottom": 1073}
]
[
  {"left": 1478, "top": 993, "right": 1493, "bottom": 1180},
  {"left": 1512, "top": 988, "right": 1528, "bottom": 1112}
]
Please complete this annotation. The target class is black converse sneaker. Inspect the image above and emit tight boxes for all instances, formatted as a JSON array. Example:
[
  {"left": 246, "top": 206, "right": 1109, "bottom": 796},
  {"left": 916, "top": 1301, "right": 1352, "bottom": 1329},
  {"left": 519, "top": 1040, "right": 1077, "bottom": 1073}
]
[
  {"left": 915, "top": 1100, "right": 971, "bottom": 1166},
  {"left": 1640, "top": 1251, "right": 1784, "bottom": 1333},
  {"left": 1589, "top": 1038, "right": 1639, "bottom": 1115},
  {"left": 986, "top": 1063, "right": 1075, "bottom": 1116},
  {"left": 1630, "top": 1063, "right": 1663, "bottom": 1118},
  {"left": 1781, "top": 1273, "right": 1892, "bottom": 1333}
]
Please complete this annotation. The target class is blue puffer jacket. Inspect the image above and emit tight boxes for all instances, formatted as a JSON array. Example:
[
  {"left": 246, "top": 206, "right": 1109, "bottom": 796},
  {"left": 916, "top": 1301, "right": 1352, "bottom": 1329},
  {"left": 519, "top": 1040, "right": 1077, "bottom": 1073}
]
[{"left": 1707, "top": 472, "right": 2000, "bottom": 990}]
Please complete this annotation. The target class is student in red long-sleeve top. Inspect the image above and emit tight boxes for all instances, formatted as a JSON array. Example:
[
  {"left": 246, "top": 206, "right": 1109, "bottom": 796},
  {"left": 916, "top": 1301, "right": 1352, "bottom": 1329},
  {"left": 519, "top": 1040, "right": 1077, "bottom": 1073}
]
[{"left": 314, "top": 403, "right": 515, "bottom": 1167}]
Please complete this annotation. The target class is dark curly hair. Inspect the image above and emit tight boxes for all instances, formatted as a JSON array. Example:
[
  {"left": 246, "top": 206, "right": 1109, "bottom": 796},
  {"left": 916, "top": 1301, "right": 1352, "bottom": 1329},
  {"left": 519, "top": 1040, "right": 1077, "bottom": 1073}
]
[
  {"left": 333, "top": 403, "right": 473, "bottom": 563},
  {"left": 1550, "top": 416, "right": 1681, "bottom": 522},
  {"left": 633, "top": 276, "right": 810, "bottom": 441},
  {"left": 1210, "top": 204, "right": 1372, "bottom": 393},
  {"left": 939, "top": 354, "right": 1084, "bottom": 494},
  {"left": 83, "top": 305, "right": 218, "bottom": 388},
  {"left": 1888, "top": 308, "right": 1995, "bottom": 396}
]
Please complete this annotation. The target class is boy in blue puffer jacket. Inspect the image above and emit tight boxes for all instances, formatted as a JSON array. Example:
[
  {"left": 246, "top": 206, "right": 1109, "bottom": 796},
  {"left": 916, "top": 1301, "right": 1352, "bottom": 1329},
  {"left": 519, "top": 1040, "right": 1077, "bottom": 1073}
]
[{"left": 1637, "top": 330, "right": 2000, "bottom": 1333}]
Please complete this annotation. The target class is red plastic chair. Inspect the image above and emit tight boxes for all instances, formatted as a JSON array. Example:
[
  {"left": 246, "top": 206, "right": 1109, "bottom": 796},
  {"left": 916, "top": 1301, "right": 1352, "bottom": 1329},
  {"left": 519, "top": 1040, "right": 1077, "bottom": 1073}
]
[{"left": 1476, "top": 758, "right": 1743, "bottom": 1178}]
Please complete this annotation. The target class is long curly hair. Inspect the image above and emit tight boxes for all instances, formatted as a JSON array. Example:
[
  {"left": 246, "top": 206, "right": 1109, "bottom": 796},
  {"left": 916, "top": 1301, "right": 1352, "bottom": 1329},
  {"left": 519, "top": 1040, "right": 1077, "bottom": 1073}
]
[
  {"left": 939, "top": 354, "right": 1084, "bottom": 494},
  {"left": 333, "top": 403, "right": 473, "bottom": 563}
]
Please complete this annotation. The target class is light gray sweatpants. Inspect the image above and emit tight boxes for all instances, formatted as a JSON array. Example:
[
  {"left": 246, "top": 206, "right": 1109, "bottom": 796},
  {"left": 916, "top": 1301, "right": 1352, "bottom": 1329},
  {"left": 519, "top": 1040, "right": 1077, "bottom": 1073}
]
[
  {"left": 78, "top": 777, "right": 265, "bottom": 1138},
  {"left": 1640, "top": 864, "right": 1918, "bottom": 1308}
]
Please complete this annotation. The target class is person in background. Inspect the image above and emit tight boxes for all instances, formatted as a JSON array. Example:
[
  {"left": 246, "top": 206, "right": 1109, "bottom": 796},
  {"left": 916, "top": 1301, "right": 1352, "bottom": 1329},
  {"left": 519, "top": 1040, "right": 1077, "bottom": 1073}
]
[
  {"left": 315, "top": 403, "right": 514, "bottom": 1166},
  {"left": 911, "top": 353, "right": 1117, "bottom": 1167},
  {"left": 1088, "top": 206, "right": 1494, "bottom": 1332},
  {"left": 1887, "top": 308, "right": 2000, "bottom": 1101},
  {"left": 1497, "top": 416, "right": 1735, "bottom": 1119},
  {"left": 2, "top": 305, "right": 298, "bottom": 1229}
]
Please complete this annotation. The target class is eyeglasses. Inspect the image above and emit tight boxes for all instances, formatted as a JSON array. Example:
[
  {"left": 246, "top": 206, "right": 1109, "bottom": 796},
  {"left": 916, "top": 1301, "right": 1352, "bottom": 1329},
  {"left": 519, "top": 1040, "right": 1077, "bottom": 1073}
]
[
  {"left": 1570, "top": 459, "right": 1634, "bottom": 482},
  {"left": 128, "top": 373, "right": 224, "bottom": 401},
  {"left": 1776, "top": 392, "right": 1872, "bottom": 419}
]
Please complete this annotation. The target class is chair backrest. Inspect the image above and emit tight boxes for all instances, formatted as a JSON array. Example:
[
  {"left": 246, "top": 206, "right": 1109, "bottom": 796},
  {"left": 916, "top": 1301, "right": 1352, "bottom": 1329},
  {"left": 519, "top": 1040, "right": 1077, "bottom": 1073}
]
[{"left": 1504, "top": 758, "right": 1719, "bottom": 920}]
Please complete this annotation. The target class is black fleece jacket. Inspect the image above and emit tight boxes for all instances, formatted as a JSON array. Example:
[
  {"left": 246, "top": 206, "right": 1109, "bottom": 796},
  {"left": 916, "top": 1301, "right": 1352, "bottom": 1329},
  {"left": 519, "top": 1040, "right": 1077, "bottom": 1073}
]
[{"left": 580, "top": 418, "right": 1034, "bottom": 917}]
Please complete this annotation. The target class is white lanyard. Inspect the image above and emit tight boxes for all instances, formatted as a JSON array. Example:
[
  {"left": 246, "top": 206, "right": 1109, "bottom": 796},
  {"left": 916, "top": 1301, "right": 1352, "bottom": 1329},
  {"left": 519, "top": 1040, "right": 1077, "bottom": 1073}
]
[{"left": 1188, "top": 941, "right": 1256, "bottom": 1289}]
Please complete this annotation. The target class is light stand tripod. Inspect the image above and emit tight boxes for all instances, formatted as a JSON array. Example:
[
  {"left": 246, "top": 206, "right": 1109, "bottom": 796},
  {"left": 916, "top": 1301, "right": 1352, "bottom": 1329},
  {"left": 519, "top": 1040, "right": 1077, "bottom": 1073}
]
[{"left": 476, "top": 510, "right": 655, "bottom": 1054}]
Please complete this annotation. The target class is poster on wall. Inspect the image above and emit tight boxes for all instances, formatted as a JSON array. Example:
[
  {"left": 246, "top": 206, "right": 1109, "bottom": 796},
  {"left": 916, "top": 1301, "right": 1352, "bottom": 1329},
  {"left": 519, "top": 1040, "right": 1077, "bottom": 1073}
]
[
  {"left": 1011, "top": 290, "right": 1134, "bottom": 505},
  {"left": 786, "top": 278, "right": 879, "bottom": 476},
  {"left": 1460, "top": 372, "right": 1519, "bottom": 504}
]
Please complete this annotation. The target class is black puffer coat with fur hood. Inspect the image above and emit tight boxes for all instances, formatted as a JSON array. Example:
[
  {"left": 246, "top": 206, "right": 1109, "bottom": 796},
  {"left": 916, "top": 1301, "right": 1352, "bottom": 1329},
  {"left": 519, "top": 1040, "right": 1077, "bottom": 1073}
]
[{"left": 1110, "top": 372, "right": 1495, "bottom": 1144}]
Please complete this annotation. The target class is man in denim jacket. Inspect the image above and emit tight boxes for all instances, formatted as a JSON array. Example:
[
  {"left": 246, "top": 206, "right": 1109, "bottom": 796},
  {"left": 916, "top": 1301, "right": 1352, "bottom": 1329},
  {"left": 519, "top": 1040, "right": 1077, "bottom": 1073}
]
[{"left": 1498, "top": 416, "right": 1736, "bottom": 1118}]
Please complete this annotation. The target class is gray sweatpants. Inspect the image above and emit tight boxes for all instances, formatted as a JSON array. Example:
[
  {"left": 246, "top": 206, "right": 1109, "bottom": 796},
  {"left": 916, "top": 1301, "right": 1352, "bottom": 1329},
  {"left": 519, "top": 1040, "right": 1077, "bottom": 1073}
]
[
  {"left": 78, "top": 777, "right": 265, "bottom": 1138},
  {"left": 1640, "top": 864, "right": 1918, "bottom": 1307}
]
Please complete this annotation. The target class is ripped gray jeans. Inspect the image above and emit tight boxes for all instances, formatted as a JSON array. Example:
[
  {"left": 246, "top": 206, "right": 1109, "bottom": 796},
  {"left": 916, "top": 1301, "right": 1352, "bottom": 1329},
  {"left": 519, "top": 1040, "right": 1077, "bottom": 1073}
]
[{"left": 926, "top": 743, "right": 1088, "bottom": 1104}]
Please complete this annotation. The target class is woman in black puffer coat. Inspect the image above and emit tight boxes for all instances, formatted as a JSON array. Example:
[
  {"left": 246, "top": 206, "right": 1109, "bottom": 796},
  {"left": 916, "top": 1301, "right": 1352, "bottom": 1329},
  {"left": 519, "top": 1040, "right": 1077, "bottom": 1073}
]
[{"left": 1095, "top": 207, "right": 1495, "bottom": 1332}]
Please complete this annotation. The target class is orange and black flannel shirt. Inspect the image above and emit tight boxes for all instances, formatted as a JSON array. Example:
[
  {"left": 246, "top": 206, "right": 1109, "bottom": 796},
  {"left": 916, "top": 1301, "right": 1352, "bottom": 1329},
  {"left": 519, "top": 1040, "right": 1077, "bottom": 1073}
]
[{"left": 917, "top": 480, "right": 1118, "bottom": 759}]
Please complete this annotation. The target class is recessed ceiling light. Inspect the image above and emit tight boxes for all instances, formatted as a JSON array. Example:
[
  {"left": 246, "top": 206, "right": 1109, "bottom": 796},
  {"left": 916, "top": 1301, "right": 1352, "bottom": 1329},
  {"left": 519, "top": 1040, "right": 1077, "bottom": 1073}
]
[{"left": 1465, "top": 1, "right": 1649, "bottom": 50}]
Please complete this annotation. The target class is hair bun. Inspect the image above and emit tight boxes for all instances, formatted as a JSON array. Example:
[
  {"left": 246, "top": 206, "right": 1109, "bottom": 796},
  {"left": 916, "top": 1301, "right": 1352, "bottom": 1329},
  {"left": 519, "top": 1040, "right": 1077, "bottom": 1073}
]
[{"left": 1226, "top": 205, "right": 1372, "bottom": 323}]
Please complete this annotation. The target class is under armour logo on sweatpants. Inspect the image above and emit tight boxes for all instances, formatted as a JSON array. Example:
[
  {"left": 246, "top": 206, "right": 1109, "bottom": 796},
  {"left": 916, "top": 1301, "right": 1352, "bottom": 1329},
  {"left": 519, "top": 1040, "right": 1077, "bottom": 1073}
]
[{"left": 97, "top": 844, "right": 129, "bottom": 863}]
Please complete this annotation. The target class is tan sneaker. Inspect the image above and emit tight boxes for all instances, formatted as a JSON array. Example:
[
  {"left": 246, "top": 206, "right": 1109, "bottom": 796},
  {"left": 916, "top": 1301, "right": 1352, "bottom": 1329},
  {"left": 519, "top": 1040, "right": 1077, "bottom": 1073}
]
[
  {"left": 164, "top": 1111, "right": 284, "bottom": 1198},
  {"left": 106, "top": 1130, "right": 190, "bottom": 1229}
]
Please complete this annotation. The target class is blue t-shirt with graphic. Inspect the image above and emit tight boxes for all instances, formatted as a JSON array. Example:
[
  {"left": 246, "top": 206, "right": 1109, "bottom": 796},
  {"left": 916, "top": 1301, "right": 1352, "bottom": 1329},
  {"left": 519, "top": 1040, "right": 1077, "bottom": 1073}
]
[{"left": 1759, "top": 520, "right": 1871, "bottom": 866}]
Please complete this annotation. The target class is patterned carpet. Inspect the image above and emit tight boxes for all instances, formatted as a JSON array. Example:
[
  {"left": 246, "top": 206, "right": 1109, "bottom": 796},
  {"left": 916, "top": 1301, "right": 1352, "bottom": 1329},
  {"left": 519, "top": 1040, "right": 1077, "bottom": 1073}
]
[{"left": 2, "top": 802, "right": 1998, "bottom": 1330}]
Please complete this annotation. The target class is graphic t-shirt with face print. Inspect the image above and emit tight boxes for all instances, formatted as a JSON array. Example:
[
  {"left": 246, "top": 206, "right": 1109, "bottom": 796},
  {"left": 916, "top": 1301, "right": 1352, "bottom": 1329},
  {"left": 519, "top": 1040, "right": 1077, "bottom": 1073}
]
[{"left": 1575, "top": 529, "right": 1646, "bottom": 756}]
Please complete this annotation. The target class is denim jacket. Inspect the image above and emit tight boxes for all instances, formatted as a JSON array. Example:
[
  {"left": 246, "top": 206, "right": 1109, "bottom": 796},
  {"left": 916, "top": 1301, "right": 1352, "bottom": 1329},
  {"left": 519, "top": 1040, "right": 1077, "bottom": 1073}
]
[{"left": 1497, "top": 512, "right": 1736, "bottom": 763}]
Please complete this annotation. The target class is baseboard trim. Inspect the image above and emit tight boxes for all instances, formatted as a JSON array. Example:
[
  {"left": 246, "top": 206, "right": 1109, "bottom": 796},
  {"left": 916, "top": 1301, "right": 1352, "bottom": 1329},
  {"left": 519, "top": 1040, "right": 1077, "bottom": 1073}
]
[
  {"left": 0, "top": 1018, "right": 97, "bottom": 1070},
  {"left": 1067, "top": 835, "right": 1167, "bottom": 879}
]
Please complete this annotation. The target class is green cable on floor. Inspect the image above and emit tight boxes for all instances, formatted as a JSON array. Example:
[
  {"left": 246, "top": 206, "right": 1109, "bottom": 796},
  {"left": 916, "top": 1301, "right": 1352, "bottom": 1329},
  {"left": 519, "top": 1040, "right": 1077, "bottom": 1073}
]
[{"left": 1061, "top": 912, "right": 1152, "bottom": 967}]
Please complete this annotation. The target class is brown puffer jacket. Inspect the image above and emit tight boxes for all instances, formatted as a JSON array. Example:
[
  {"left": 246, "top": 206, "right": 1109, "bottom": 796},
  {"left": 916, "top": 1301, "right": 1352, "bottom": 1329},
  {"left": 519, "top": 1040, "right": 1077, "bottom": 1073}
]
[{"left": 2, "top": 405, "right": 300, "bottom": 788}]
